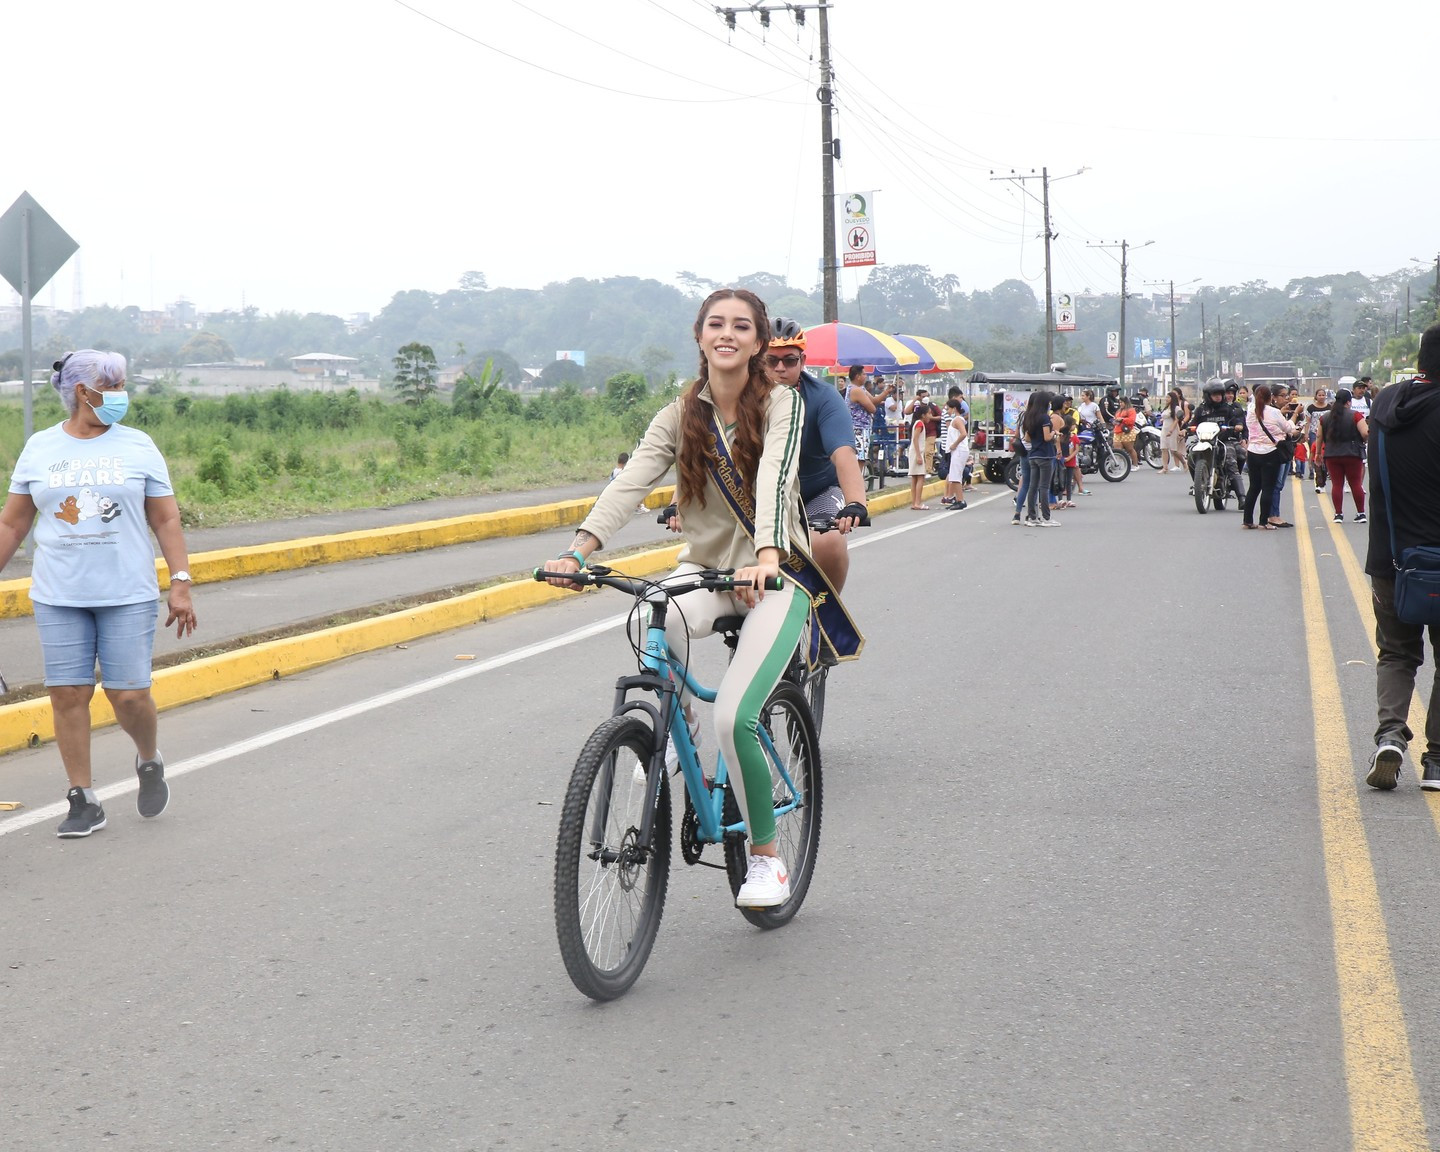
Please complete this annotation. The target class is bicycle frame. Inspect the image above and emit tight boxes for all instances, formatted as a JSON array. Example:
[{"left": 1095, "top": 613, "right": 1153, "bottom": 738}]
[{"left": 603, "top": 588, "right": 804, "bottom": 854}]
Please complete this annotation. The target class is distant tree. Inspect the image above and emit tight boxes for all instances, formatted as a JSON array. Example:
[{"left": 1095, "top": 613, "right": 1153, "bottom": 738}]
[
  {"left": 638, "top": 344, "right": 672, "bottom": 383},
  {"left": 585, "top": 354, "right": 639, "bottom": 389},
  {"left": 0, "top": 350, "right": 23, "bottom": 378},
  {"left": 605, "top": 371, "right": 649, "bottom": 412},
  {"left": 735, "top": 271, "right": 790, "bottom": 299},
  {"left": 539, "top": 358, "right": 586, "bottom": 389},
  {"left": 392, "top": 342, "right": 438, "bottom": 405},
  {"left": 459, "top": 271, "right": 488, "bottom": 293},
  {"left": 467, "top": 348, "right": 521, "bottom": 386},
  {"left": 676, "top": 270, "right": 719, "bottom": 297},
  {"left": 178, "top": 331, "right": 235, "bottom": 363}
]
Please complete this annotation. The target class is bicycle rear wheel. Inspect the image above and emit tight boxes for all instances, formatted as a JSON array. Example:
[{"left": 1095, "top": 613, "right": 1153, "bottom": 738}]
[
  {"left": 554, "top": 714, "right": 671, "bottom": 1001},
  {"left": 725, "top": 681, "right": 823, "bottom": 929}
]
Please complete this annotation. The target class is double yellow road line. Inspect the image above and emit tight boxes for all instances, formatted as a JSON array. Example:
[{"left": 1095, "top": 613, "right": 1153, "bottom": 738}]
[{"left": 1294, "top": 488, "right": 1433, "bottom": 1149}]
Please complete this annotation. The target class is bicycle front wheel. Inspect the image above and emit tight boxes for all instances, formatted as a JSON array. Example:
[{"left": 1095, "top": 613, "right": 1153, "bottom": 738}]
[
  {"left": 726, "top": 681, "right": 823, "bottom": 929},
  {"left": 554, "top": 714, "right": 671, "bottom": 1001}
]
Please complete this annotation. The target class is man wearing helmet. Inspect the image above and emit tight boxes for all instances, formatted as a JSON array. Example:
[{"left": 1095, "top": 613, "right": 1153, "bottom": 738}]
[
  {"left": 1188, "top": 379, "right": 1248, "bottom": 502},
  {"left": 1100, "top": 384, "right": 1122, "bottom": 426},
  {"left": 766, "top": 318, "right": 868, "bottom": 591}
]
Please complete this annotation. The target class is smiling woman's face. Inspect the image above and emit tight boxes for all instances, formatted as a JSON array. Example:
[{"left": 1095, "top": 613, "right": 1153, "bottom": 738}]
[{"left": 698, "top": 298, "right": 762, "bottom": 372}]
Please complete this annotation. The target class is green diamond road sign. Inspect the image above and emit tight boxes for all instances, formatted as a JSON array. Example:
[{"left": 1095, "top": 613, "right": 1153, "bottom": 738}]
[{"left": 0, "top": 191, "right": 79, "bottom": 295}]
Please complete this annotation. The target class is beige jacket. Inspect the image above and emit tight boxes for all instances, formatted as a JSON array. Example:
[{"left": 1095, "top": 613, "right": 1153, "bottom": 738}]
[{"left": 581, "top": 382, "right": 806, "bottom": 570}]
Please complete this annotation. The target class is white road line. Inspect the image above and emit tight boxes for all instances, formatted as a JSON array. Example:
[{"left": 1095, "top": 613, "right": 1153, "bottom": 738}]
[
  {"left": 0, "top": 612, "right": 631, "bottom": 837},
  {"left": 2, "top": 490, "right": 1009, "bottom": 838}
]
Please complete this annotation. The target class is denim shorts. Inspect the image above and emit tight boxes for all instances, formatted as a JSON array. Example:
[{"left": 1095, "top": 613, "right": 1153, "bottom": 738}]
[{"left": 32, "top": 600, "right": 159, "bottom": 689}]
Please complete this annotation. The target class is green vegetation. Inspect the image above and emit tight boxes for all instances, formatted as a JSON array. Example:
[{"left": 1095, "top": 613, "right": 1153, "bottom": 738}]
[{"left": 0, "top": 380, "right": 671, "bottom": 527}]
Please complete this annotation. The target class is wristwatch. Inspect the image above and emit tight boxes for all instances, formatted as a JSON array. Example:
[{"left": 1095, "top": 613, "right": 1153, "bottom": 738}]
[{"left": 170, "top": 570, "right": 192, "bottom": 583}]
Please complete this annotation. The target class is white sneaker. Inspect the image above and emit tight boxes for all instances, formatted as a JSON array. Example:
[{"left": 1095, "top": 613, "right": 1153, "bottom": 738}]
[
  {"left": 1038, "top": 518, "right": 1061, "bottom": 527},
  {"left": 736, "top": 853, "right": 791, "bottom": 908},
  {"left": 1366, "top": 742, "right": 1405, "bottom": 791}
]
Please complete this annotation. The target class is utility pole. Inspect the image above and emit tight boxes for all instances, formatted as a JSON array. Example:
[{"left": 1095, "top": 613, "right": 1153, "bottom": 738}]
[
  {"left": 717, "top": 3, "right": 837, "bottom": 319},
  {"left": 1199, "top": 300, "right": 1206, "bottom": 376},
  {"left": 1089, "top": 238, "right": 1152, "bottom": 387},
  {"left": 1143, "top": 277, "right": 1200, "bottom": 392},
  {"left": 817, "top": 2, "right": 837, "bottom": 320},
  {"left": 992, "top": 166, "right": 1086, "bottom": 367}
]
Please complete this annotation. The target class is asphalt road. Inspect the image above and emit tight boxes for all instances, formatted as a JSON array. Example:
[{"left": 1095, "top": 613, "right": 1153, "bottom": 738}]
[{"left": 3, "top": 468, "right": 1438, "bottom": 1151}]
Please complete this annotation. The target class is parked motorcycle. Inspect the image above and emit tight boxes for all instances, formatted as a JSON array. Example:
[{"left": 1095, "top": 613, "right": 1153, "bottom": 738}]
[
  {"left": 1075, "top": 421, "right": 1131, "bottom": 483},
  {"left": 1137, "top": 412, "right": 1163, "bottom": 470},
  {"left": 1186, "top": 421, "right": 1242, "bottom": 513}
]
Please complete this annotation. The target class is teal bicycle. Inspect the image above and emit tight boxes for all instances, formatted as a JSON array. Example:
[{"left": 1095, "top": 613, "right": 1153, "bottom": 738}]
[{"left": 535, "top": 565, "right": 823, "bottom": 1001}]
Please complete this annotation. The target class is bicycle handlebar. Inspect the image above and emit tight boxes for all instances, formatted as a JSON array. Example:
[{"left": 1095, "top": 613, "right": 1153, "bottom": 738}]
[
  {"left": 533, "top": 565, "right": 785, "bottom": 594},
  {"left": 660, "top": 503, "right": 871, "bottom": 531}
]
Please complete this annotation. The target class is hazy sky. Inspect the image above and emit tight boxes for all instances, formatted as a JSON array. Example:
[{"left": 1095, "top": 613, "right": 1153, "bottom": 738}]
[{"left": 8, "top": 0, "right": 1437, "bottom": 320}]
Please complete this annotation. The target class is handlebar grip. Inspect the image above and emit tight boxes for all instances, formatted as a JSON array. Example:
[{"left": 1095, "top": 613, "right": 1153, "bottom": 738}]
[{"left": 763, "top": 575, "right": 785, "bottom": 592}]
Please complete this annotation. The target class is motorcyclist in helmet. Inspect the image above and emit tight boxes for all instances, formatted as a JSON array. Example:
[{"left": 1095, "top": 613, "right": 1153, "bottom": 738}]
[
  {"left": 1099, "top": 384, "right": 1122, "bottom": 425},
  {"left": 1187, "top": 379, "right": 1247, "bottom": 502},
  {"left": 727, "top": 317, "right": 869, "bottom": 591}
]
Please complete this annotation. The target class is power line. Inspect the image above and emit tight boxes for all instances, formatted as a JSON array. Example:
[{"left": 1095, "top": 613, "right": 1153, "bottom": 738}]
[{"left": 389, "top": 0, "right": 804, "bottom": 104}]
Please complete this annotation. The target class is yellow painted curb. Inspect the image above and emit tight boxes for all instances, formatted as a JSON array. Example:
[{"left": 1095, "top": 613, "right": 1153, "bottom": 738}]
[
  {"left": 0, "top": 480, "right": 925, "bottom": 756},
  {"left": 0, "top": 486, "right": 676, "bottom": 619},
  {"left": 0, "top": 543, "right": 686, "bottom": 756}
]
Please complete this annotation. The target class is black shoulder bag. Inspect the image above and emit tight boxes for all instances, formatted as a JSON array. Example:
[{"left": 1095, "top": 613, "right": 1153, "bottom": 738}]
[
  {"left": 1375, "top": 427, "right": 1440, "bottom": 625},
  {"left": 1257, "top": 411, "right": 1295, "bottom": 463}
]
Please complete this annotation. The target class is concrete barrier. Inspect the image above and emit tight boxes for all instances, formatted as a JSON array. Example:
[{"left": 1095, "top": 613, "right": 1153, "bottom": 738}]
[{"left": 0, "top": 486, "right": 678, "bottom": 619}]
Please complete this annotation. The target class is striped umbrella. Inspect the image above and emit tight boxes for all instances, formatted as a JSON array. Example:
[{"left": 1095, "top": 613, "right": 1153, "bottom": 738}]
[
  {"left": 801, "top": 322, "right": 921, "bottom": 369},
  {"left": 893, "top": 334, "right": 974, "bottom": 373}
]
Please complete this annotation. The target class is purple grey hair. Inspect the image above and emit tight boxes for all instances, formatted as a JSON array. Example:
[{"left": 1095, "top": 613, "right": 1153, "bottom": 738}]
[{"left": 52, "top": 350, "right": 127, "bottom": 414}]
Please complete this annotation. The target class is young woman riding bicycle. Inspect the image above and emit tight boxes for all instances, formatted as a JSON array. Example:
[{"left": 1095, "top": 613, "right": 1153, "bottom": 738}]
[{"left": 541, "top": 289, "right": 812, "bottom": 908}]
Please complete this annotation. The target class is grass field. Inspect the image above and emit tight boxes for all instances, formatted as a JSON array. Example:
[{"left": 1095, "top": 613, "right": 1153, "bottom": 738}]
[{"left": 0, "top": 384, "right": 663, "bottom": 526}]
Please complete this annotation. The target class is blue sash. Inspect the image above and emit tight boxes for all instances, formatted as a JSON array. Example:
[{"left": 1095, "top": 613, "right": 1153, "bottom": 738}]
[{"left": 704, "top": 414, "right": 864, "bottom": 665}]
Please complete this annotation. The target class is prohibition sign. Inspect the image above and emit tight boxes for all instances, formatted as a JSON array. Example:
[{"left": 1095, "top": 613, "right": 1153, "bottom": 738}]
[{"left": 848, "top": 226, "right": 870, "bottom": 250}]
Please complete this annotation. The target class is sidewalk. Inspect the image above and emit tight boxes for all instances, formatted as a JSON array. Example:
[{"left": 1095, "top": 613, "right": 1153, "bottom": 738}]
[{"left": 0, "top": 474, "right": 930, "bottom": 755}]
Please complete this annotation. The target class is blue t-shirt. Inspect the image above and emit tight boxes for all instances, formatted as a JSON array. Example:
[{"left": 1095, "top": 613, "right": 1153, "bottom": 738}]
[
  {"left": 795, "top": 371, "right": 856, "bottom": 501},
  {"left": 9, "top": 422, "right": 175, "bottom": 607}
]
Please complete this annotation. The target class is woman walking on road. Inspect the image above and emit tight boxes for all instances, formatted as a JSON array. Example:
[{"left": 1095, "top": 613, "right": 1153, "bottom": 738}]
[
  {"left": 1020, "top": 391, "right": 1060, "bottom": 527},
  {"left": 1306, "top": 387, "right": 1331, "bottom": 492},
  {"left": 1241, "top": 383, "right": 1297, "bottom": 531},
  {"left": 1160, "top": 388, "right": 1189, "bottom": 473},
  {"left": 1322, "top": 387, "right": 1369, "bottom": 523},
  {"left": 0, "top": 351, "right": 197, "bottom": 838}
]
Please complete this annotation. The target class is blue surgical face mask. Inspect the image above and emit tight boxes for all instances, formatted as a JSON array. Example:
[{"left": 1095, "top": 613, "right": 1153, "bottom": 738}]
[{"left": 87, "top": 389, "right": 130, "bottom": 426}]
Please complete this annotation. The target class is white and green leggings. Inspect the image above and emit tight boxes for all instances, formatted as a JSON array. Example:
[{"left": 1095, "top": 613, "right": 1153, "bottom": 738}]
[{"left": 660, "top": 563, "right": 809, "bottom": 847}]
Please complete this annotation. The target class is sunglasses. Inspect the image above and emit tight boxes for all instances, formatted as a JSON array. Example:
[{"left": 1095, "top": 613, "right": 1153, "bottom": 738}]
[{"left": 764, "top": 354, "right": 802, "bottom": 369}]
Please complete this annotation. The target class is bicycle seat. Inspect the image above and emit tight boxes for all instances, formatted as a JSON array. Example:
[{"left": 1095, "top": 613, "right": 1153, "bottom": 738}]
[{"left": 713, "top": 615, "right": 745, "bottom": 636}]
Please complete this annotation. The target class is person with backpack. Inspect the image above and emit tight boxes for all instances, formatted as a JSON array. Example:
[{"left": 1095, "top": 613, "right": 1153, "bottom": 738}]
[{"left": 1362, "top": 322, "right": 1440, "bottom": 791}]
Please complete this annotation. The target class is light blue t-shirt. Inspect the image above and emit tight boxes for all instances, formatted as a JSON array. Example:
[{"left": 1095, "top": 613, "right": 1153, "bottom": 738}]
[{"left": 9, "top": 422, "right": 175, "bottom": 607}]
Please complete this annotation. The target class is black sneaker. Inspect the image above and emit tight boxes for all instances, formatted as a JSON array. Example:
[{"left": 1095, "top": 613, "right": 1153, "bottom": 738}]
[
  {"left": 1366, "top": 743, "right": 1405, "bottom": 790},
  {"left": 1422, "top": 757, "right": 1440, "bottom": 792},
  {"left": 1333, "top": 513, "right": 1344, "bottom": 523},
  {"left": 1354, "top": 513, "right": 1367, "bottom": 524},
  {"left": 57, "top": 788, "right": 107, "bottom": 838},
  {"left": 136, "top": 754, "right": 169, "bottom": 818}
]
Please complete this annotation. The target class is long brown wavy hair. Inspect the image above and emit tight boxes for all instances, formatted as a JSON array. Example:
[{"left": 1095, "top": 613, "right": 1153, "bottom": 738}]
[{"left": 676, "top": 288, "right": 774, "bottom": 509}]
